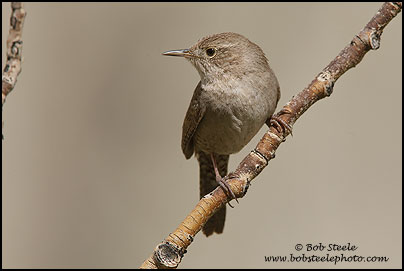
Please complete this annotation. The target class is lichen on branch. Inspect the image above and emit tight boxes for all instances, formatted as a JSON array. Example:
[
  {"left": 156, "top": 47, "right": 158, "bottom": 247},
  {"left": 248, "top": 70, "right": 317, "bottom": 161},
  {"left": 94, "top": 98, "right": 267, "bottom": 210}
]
[{"left": 2, "top": 2, "right": 27, "bottom": 138}]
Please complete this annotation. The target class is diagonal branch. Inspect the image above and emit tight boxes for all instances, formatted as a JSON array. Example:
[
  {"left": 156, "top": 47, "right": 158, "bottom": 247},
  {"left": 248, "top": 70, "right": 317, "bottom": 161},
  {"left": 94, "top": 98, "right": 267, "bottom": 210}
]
[
  {"left": 140, "top": 2, "right": 402, "bottom": 269},
  {"left": 2, "top": 2, "right": 27, "bottom": 137}
]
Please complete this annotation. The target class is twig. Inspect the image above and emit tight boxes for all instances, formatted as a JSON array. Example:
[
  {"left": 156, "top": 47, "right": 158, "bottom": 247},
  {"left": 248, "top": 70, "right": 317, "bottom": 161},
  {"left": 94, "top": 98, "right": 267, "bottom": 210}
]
[
  {"left": 2, "top": 2, "right": 27, "bottom": 137},
  {"left": 140, "top": 2, "right": 402, "bottom": 269}
]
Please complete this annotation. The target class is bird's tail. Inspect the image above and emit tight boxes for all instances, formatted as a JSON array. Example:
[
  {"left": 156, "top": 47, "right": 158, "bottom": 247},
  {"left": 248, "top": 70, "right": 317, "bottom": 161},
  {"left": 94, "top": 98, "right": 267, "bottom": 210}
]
[{"left": 196, "top": 151, "right": 229, "bottom": 237}]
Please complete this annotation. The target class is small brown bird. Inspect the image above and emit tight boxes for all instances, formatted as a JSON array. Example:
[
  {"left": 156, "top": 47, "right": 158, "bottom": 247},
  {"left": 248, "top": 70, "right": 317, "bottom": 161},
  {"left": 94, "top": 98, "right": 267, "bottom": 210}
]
[{"left": 163, "top": 32, "right": 282, "bottom": 237}]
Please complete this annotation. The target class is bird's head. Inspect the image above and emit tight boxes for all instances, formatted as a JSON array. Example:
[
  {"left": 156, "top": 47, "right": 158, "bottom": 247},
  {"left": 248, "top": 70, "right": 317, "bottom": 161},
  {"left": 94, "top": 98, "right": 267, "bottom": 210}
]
[{"left": 163, "top": 32, "right": 270, "bottom": 80}]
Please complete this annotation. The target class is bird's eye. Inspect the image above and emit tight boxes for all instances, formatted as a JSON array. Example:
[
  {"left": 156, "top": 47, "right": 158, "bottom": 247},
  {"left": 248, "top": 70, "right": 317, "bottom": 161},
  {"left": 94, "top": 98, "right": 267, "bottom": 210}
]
[{"left": 205, "top": 48, "right": 217, "bottom": 58}]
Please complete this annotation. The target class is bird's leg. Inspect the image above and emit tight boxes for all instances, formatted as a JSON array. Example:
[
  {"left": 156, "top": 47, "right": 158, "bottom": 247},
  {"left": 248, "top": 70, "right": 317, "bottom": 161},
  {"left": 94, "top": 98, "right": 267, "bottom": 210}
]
[
  {"left": 210, "top": 153, "right": 239, "bottom": 207},
  {"left": 266, "top": 108, "right": 293, "bottom": 136}
]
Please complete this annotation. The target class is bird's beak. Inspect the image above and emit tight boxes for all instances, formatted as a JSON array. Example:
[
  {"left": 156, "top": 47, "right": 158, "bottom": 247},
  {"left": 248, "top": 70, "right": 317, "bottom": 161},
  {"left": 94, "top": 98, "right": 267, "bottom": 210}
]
[{"left": 162, "top": 49, "right": 192, "bottom": 58}]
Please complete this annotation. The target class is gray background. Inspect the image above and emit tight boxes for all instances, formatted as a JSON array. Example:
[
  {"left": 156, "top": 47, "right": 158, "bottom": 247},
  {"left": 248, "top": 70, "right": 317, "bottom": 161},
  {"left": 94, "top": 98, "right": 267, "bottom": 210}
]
[{"left": 2, "top": 2, "right": 402, "bottom": 269}]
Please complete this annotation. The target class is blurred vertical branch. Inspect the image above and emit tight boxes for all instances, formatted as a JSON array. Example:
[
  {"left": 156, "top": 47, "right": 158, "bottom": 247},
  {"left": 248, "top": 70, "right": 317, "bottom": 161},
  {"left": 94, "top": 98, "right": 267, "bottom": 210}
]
[
  {"left": 2, "top": 2, "right": 26, "bottom": 138},
  {"left": 140, "top": 2, "right": 402, "bottom": 269}
]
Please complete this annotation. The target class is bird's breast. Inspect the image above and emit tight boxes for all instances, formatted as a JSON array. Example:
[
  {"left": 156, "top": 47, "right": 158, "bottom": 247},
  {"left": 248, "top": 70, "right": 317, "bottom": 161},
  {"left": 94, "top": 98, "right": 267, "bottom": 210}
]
[{"left": 193, "top": 76, "right": 277, "bottom": 155}]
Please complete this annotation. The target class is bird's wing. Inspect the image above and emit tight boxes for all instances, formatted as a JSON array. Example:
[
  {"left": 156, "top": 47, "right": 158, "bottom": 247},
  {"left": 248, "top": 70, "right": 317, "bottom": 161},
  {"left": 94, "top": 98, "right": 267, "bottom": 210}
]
[{"left": 182, "top": 81, "right": 206, "bottom": 159}]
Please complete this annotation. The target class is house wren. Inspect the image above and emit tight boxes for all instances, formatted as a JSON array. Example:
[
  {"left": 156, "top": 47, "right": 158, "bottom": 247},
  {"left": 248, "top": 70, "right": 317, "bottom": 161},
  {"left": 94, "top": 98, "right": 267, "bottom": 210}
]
[{"left": 163, "top": 32, "right": 285, "bottom": 237}]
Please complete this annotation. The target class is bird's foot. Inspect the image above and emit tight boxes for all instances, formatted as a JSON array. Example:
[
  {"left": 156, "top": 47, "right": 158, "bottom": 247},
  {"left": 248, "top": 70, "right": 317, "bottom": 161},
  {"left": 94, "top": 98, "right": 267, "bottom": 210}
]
[
  {"left": 210, "top": 153, "right": 239, "bottom": 207},
  {"left": 266, "top": 108, "right": 293, "bottom": 136},
  {"left": 216, "top": 175, "right": 239, "bottom": 208}
]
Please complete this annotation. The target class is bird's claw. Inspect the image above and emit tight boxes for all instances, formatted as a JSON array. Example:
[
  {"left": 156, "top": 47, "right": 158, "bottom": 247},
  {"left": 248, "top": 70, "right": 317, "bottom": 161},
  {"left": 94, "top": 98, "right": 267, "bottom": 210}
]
[
  {"left": 267, "top": 108, "right": 293, "bottom": 136},
  {"left": 216, "top": 176, "right": 239, "bottom": 208}
]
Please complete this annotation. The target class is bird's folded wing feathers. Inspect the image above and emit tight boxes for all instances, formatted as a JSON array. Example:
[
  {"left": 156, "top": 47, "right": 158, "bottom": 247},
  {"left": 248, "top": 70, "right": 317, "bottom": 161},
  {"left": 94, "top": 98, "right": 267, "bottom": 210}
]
[{"left": 182, "top": 81, "right": 206, "bottom": 159}]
